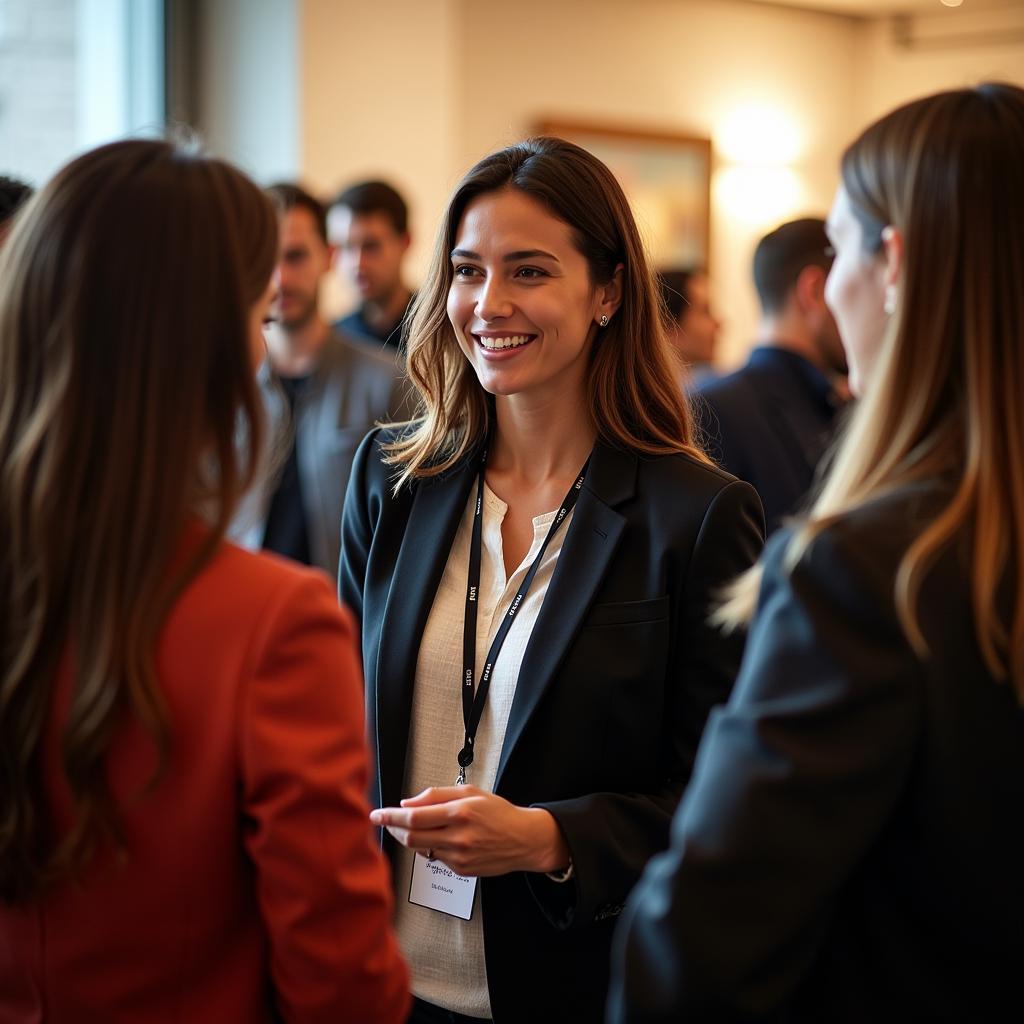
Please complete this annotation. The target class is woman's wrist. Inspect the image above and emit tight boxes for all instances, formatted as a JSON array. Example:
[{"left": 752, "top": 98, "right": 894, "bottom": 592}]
[{"left": 520, "top": 807, "right": 571, "bottom": 873}]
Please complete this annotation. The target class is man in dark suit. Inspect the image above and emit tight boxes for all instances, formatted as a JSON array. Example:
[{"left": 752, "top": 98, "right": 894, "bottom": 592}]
[
  {"left": 696, "top": 219, "right": 849, "bottom": 534},
  {"left": 231, "top": 183, "right": 409, "bottom": 576}
]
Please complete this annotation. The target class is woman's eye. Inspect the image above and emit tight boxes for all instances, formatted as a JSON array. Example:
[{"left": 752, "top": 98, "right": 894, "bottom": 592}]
[
  {"left": 453, "top": 264, "right": 480, "bottom": 278},
  {"left": 516, "top": 267, "right": 545, "bottom": 279}
]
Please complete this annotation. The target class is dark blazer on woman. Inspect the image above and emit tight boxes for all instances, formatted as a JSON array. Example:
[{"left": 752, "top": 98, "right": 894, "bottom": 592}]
[
  {"left": 609, "top": 483, "right": 1024, "bottom": 1023},
  {"left": 341, "top": 428, "right": 764, "bottom": 1023}
]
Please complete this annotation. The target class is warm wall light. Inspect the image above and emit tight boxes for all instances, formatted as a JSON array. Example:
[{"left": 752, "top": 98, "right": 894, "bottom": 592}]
[
  {"left": 714, "top": 165, "right": 802, "bottom": 227},
  {"left": 716, "top": 103, "right": 803, "bottom": 165},
  {"left": 939, "top": 0, "right": 964, "bottom": 8},
  {"left": 714, "top": 100, "right": 806, "bottom": 226}
]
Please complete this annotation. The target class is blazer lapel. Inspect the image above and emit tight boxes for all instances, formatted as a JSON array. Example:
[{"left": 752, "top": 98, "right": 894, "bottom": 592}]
[
  {"left": 495, "top": 442, "right": 636, "bottom": 786},
  {"left": 375, "top": 456, "right": 478, "bottom": 809}
]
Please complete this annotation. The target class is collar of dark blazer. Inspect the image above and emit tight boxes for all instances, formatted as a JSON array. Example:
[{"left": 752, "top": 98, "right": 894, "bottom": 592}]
[{"left": 374, "top": 437, "right": 637, "bottom": 809}]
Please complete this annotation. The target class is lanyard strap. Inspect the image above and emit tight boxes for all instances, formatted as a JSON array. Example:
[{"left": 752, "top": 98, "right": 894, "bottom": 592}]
[{"left": 458, "top": 454, "right": 588, "bottom": 781}]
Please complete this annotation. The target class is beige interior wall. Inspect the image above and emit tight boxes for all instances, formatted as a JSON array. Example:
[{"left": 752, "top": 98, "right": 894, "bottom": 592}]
[
  {"left": 300, "top": 0, "right": 858, "bottom": 361},
  {"left": 299, "top": 0, "right": 462, "bottom": 315},
  {"left": 296, "top": 0, "right": 1023, "bottom": 365},
  {"left": 854, "top": 8, "right": 1024, "bottom": 131}
]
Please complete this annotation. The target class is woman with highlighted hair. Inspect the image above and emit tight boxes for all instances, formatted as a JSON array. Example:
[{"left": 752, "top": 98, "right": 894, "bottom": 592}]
[
  {"left": 611, "top": 82, "right": 1024, "bottom": 1023},
  {"left": 341, "top": 136, "right": 764, "bottom": 1022},
  {"left": 0, "top": 139, "right": 409, "bottom": 1023}
]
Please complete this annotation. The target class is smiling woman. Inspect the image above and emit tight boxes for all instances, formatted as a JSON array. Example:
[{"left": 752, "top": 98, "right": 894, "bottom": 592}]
[
  {"left": 339, "top": 136, "right": 765, "bottom": 1022},
  {"left": 447, "top": 188, "right": 606, "bottom": 416}
]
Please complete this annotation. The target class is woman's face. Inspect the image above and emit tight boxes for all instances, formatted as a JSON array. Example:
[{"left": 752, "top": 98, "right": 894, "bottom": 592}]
[
  {"left": 824, "top": 186, "right": 890, "bottom": 397},
  {"left": 447, "top": 188, "right": 606, "bottom": 407},
  {"left": 248, "top": 278, "right": 275, "bottom": 371}
]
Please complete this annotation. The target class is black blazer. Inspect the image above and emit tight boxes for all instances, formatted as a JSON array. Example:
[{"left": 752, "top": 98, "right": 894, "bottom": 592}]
[
  {"left": 609, "top": 483, "right": 1024, "bottom": 1023},
  {"left": 696, "top": 347, "right": 842, "bottom": 534},
  {"left": 340, "top": 428, "right": 764, "bottom": 1023}
]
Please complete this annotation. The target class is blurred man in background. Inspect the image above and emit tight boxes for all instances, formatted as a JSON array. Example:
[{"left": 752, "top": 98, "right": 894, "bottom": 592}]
[
  {"left": 659, "top": 266, "right": 722, "bottom": 389},
  {"left": 697, "top": 218, "right": 849, "bottom": 534},
  {"left": 328, "top": 179, "right": 414, "bottom": 352},
  {"left": 231, "top": 182, "right": 408, "bottom": 575}
]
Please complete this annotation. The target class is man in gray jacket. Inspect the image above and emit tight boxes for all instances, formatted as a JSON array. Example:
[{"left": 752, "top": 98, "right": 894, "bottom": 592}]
[{"left": 232, "top": 183, "right": 410, "bottom": 576}]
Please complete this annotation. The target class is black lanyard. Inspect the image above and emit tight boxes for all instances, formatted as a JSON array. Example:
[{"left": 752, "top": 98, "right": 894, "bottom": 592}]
[{"left": 457, "top": 453, "right": 589, "bottom": 783}]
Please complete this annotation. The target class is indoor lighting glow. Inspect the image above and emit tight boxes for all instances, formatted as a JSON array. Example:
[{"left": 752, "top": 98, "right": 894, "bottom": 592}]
[
  {"left": 714, "top": 165, "right": 803, "bottom": 227},
  {"left": 716, "top": 103, "right": 803, "bottom": 166},
  {"left": 940, "top": 0, "right": 964, "bottom": 8}
]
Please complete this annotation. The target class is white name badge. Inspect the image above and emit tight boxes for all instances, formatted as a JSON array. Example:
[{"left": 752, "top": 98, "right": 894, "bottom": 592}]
[{"left": 408, "top": 852, "right": 478, "bottom": 920}]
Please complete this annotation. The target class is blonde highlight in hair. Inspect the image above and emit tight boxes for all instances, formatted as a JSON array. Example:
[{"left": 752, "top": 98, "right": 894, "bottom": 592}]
[
  {"left": 0, "top": 139, "right": 278, "bottom": 902},
  {"left": 716, "top": 83, "right": 1024, "bottom": 701},
  {"left": 386, "top": 137, "right": 707, "bottom": 486}
]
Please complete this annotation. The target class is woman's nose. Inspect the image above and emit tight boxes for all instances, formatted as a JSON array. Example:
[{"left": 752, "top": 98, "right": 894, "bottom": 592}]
[{"left": 475, "top": 275, "right": 513, "bottom": 321}]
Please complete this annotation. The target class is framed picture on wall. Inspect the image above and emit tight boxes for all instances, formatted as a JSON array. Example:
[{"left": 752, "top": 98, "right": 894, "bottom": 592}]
[{"left": 534, "top": 119, "right": 712, "bottom": 270}]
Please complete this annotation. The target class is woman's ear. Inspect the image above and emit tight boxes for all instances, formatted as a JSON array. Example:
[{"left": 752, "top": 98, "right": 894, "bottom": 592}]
[
  {"left": 880, "top": 225, "right": 904, "bottom": 289},
  {"left": 880, "top": 226, "right": 903, "bottom": 317},
  {"left": 595, "top": 264, "right": 624, "bottom": 326}
]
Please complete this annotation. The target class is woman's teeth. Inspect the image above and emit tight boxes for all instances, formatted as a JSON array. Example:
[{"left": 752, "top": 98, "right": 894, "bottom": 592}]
[{"left": 478, "top": 334, "right": 532, "bottom": 350}]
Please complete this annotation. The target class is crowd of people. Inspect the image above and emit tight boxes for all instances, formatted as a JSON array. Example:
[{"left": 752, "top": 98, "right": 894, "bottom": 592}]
[{"left": 0, "top": 81, "right": 1021, "bottom": 1023}]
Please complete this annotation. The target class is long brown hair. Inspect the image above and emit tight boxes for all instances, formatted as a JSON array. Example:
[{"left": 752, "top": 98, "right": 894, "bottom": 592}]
[
  {"left": 0, "top": 139, "right": 277, "bottom": 902},
  {"left": 387, "top": 136, "right": 706, "bottom": 484},
  {"left": 717, "top": 83, "right": 1024, "bottom": 701}
]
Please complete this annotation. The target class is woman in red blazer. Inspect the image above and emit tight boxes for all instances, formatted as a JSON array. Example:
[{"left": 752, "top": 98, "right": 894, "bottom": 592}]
[{"left": 0, "top": 140, "right": 409, "bottom": 1022}]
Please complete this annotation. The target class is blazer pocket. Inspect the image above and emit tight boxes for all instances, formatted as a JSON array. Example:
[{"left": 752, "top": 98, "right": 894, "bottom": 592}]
[{"left": 583, "top": 594, "right": 670, "bottom": 629}]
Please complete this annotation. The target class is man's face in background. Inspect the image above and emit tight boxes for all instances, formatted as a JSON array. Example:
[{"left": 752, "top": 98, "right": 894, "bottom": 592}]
[
  {"left": 328, "top": 206, "right": 409, "bottom": 306},
  {"left": 271, "top": 205, "right": 333, "bottom": 331}
]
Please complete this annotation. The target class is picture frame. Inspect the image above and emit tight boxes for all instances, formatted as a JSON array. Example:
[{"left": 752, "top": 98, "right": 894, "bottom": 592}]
[{"left": 535, "top": 118, "right": 712, "bottom": 270}]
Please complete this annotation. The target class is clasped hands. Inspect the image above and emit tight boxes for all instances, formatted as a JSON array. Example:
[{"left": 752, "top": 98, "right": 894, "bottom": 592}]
[{"left": 369, "top": 785, "right": 570, "bottom": 878}]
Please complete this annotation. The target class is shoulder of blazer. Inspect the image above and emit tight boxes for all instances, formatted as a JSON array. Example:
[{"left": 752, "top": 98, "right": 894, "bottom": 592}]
[
  {"left": 698, "top": 359, "right": 798, "bottom": 427},
  {"left": 355, "top": 424, "right": 487, "bottom": 498},
  {"left": 631, "top": 446, "right": 749, "bottom": 510},
  {"left": 768, "top": 479, "right": 955, "bottom": 617},
  {"left": 177, "top": 529, "right": 338, "bottom": 629},
  {"left": 698, "top": 362, "right": 760, "bottom": 405},
  {"left": 584, "top": 441, "right": 763, "bottom": 550}
]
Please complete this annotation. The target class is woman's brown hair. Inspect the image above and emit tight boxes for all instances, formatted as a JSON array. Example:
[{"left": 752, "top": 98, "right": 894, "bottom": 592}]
[
  {"left": 0, "top": 139, "right": 277, "bottom": 902},
  {"left": 716, "top": 83, "right": 1024, "bottom": 701},
  {"left": 387, "top": 136, "right": 707, "bottom": 484}
]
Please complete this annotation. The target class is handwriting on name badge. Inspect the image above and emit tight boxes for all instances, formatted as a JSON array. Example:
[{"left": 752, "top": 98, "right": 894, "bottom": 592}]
[{"left": 427, "top": 860, "right": 471, "bottom": 882}]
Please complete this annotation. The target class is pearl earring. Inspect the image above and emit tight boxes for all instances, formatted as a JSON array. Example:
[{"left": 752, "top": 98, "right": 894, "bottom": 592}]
[
  {"left": 884, "top": 286, "right": 897, "bottom": 316},
  {"left": 599, "top": 315, "right": 609, "bottom": 327}
]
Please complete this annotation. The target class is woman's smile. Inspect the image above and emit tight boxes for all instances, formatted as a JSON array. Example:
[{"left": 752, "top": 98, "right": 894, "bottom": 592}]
[{"left": 473, "top": 331, "right": 537, "bottom": 355}]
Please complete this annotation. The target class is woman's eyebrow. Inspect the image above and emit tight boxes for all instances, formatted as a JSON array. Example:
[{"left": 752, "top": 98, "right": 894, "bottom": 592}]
[
  {"left": 503, "top": 249, "right": 559, "bottom": 262},
  {"left": 449, "top": 248, "right": 560, "bottom": 262}
]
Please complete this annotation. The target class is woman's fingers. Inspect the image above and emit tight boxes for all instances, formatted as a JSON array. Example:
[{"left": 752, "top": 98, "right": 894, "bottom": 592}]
[
  {"left": 382, "top": 823, "right": 449, "bottom": 852},
  {"left": 400, "top": 785, "right": 481, "bottom": 806},
  {"left": 370, "top": 801, "right": 462, "bottom": 830}
]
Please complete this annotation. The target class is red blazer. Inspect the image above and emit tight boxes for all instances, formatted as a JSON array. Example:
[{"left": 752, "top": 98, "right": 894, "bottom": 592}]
[{"left": 0, "top": 529, "right": 409, "bottom": 1023}]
